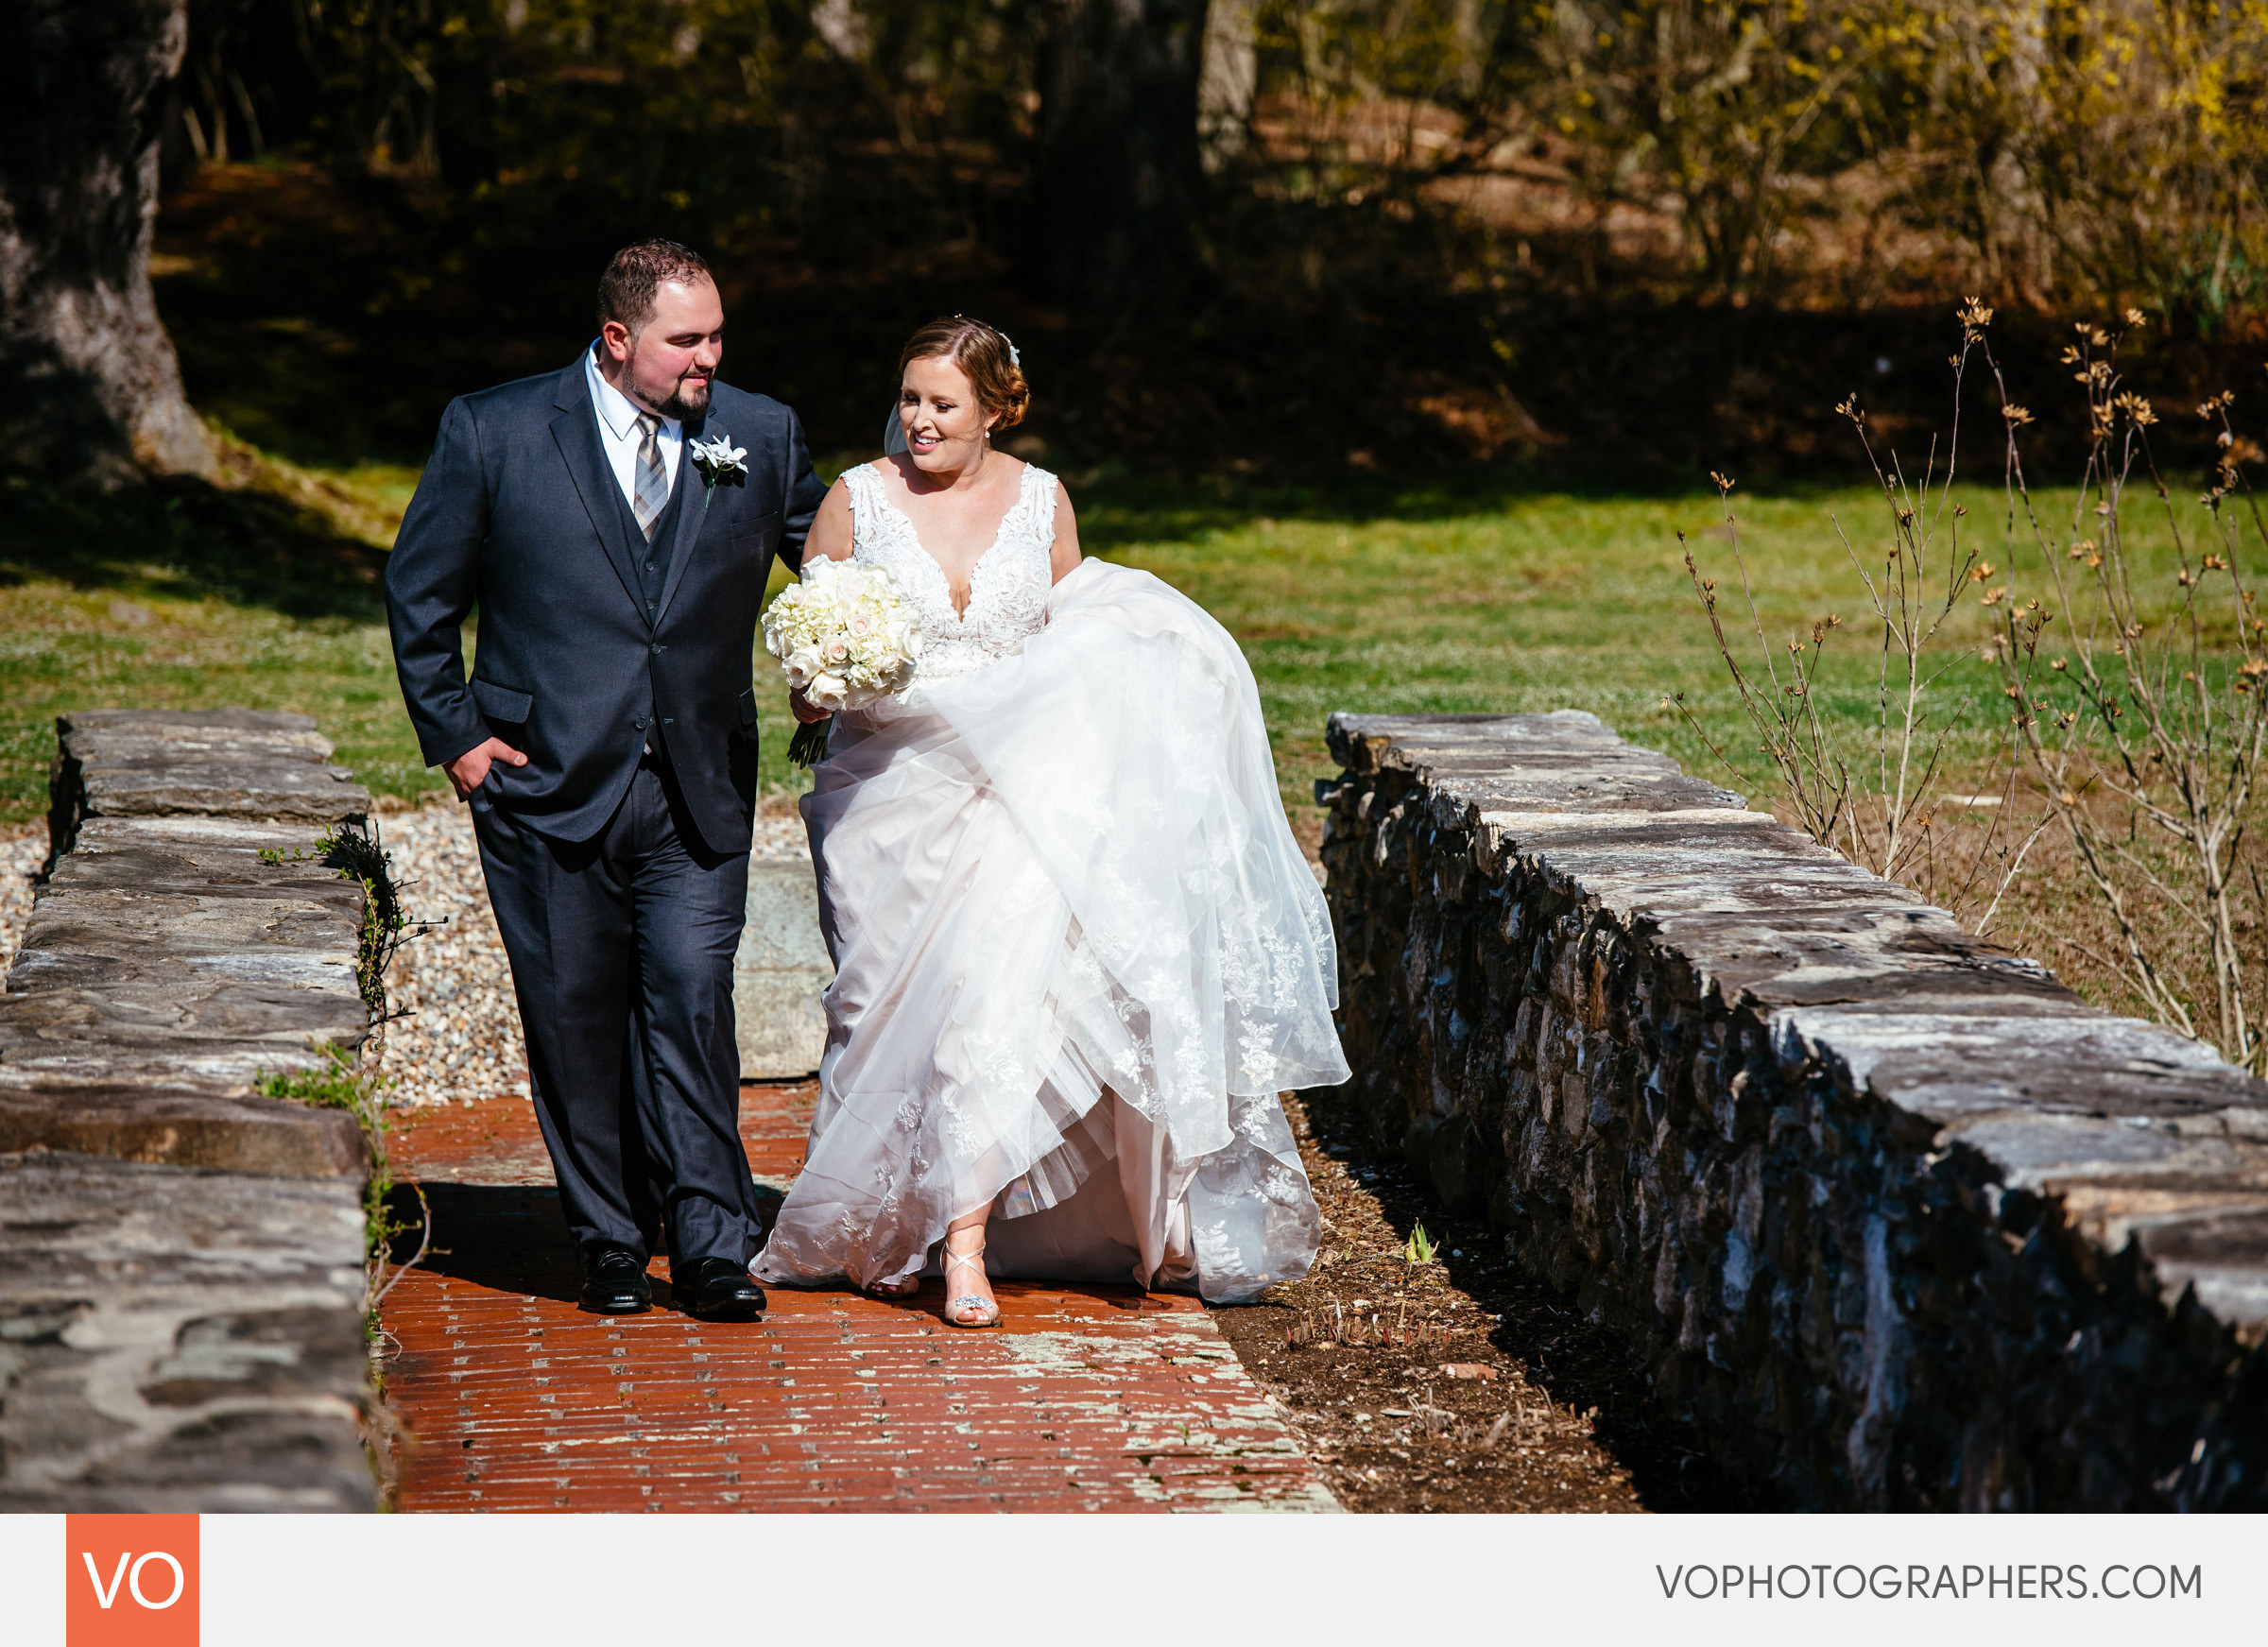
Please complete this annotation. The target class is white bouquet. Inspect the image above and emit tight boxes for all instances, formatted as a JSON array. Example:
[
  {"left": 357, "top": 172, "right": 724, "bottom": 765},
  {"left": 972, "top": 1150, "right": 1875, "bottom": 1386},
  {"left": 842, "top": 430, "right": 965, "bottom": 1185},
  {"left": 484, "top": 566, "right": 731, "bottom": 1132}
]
[{"left": 761, "top": 558, "right": 923, "bottom": 765}]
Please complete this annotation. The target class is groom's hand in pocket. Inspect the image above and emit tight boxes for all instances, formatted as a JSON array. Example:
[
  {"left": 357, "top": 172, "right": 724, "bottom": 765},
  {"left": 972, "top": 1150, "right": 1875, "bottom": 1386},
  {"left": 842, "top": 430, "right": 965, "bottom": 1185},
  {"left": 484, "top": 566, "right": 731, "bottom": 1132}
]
[{"left": 446, "top": 737, "right": 528, "bottom": 800}]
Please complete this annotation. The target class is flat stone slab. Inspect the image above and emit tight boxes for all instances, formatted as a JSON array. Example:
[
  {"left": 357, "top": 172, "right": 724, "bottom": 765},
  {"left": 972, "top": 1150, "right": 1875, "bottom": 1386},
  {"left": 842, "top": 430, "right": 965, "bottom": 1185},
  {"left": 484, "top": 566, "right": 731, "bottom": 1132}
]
[
  {"left": 2, "top": 816, "right": 368, "bottom": 1096},
  {"left": 49, "top": 710, "right": 370, "bottom": 864},
  {"left": 73, "top": 762, "right": 371, "bottom": 825},
  {"left": 53, "top": 708, "right": 336, "bottom": 756},
  {"left": 0, "top": 1083, "right": 367, "bottom": 1177},
  {"left": 0, "top": 1150, "right": 372, "bottom": 1512},
  {"left": 0, "top": 994, "right": 358, "bottom": 1091}
]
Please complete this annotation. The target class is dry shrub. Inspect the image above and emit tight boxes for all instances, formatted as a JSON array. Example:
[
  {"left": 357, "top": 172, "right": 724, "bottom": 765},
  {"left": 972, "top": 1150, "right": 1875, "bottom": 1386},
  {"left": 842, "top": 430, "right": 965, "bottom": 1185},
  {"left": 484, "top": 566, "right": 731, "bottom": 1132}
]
[
  {"left": 1672, "top": 312, "right": 2041, "bottom": 928},
  {"left": 1687, "top": 296, "right": 2268, "bottom": 1072},
  {"left": 1983, "top": 310, "right": 2268, "bottom": 1072}
]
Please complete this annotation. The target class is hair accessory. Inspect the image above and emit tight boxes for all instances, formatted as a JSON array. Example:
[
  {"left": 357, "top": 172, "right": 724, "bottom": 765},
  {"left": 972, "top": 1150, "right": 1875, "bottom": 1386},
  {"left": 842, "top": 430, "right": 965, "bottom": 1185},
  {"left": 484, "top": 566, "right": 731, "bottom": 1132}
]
[{"left": 954, "top": 313, "right": 1019, "bottom": 367}]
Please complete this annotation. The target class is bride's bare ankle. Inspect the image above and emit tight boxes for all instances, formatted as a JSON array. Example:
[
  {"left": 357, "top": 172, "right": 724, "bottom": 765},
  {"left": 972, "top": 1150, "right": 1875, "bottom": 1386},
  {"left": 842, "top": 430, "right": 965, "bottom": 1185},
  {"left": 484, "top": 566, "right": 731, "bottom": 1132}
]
[{"left": 940, "top": 1220, "right": 1000, "bottom": 1326}]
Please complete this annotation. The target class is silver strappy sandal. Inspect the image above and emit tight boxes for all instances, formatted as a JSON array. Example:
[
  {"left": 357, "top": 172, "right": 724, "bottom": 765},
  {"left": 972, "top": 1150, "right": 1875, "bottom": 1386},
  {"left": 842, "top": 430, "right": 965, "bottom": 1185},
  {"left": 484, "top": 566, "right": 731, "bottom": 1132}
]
[{"left": 941, "top": 1238, "right": 1001, "bottom": 1329}]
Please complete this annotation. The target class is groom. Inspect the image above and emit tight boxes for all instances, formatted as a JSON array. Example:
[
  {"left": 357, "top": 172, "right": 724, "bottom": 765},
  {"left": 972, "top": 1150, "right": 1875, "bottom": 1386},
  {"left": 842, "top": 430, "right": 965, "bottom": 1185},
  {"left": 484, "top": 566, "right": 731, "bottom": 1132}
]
[{"left": 386, "top": 239, "right": 824, "bottom": 1320}]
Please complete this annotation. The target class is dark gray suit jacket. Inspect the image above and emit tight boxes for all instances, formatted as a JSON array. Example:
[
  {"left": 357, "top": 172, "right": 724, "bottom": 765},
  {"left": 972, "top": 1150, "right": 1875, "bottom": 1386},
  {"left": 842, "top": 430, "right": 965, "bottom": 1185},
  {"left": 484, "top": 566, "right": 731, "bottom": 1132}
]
[{"left": 386, "top": 352, "right": 824, "bottom": 849}]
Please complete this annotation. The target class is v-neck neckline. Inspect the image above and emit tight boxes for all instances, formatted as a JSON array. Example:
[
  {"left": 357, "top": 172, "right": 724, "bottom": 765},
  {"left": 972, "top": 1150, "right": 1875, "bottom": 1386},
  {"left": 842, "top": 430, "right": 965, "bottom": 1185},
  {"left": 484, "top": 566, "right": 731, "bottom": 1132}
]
[{"left": 865, "top": 461, "right": 1028, "bottom": 623}]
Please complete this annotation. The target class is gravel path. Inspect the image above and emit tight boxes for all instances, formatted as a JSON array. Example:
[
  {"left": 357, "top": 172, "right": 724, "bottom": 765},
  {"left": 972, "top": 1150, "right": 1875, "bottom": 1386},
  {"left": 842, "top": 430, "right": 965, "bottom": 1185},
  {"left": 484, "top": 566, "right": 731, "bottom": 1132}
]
[
  {"left": 0, "top": 825, "right": 43, "bottom": 986},
  {"left": 374, "top": 800, "right": 811, "bottom": 1108},
  {"left": 372, "top": 805, "right": 526, "bottom": 1109}
]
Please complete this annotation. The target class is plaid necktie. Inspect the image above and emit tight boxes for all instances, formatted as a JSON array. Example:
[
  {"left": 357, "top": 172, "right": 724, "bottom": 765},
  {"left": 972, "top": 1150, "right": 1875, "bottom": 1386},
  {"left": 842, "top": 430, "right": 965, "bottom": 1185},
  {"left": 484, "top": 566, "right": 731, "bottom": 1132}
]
[{"left": 632, "top": 413, "right": 668, "bottom": 540}]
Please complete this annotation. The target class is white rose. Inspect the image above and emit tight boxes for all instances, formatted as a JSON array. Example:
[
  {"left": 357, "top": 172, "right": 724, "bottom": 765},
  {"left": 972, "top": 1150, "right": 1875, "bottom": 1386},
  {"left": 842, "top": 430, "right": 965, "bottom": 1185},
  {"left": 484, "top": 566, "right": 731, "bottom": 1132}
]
[
  {"left": 806, "top": 671, "right": 850, "bottom": 711},
  {"left": 783, "top": 646, "right": 824, "bottom": 689}
]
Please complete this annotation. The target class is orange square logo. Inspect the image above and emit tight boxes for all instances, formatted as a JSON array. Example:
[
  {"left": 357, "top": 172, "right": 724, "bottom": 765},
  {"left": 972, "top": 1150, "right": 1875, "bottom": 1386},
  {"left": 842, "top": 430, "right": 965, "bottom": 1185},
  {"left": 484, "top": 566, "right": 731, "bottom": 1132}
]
[{"left": 65, "top": 1516, "right": 198, "bottom": 1646}]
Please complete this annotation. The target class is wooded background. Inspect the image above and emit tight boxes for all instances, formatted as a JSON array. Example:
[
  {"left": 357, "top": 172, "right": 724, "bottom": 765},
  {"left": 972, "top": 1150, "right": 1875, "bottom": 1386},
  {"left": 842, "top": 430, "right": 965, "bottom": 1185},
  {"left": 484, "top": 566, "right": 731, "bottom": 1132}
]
[{"left": 11, "top": 0, "right": 2268, "bottom": 485}]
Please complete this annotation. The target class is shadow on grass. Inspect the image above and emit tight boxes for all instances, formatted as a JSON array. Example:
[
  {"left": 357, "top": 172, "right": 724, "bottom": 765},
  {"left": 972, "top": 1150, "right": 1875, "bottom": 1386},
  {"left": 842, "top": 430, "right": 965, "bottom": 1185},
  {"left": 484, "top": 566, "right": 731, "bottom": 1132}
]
[{"left": 0, "top": 468, "right": 388, "bottom": 621}]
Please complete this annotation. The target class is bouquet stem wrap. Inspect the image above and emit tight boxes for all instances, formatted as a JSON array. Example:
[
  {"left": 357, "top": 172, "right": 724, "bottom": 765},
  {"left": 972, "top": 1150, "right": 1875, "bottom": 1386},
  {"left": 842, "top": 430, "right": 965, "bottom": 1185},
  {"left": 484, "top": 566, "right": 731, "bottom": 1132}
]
[{"left": 787, "top": 717, "right": 833, "bottom": 768}]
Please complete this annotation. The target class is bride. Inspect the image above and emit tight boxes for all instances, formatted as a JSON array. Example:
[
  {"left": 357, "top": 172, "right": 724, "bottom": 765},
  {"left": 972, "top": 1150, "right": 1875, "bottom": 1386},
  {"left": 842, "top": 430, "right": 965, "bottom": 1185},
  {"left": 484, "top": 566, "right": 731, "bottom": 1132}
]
[{"left": 751, "top": 317, "right": 1349, "bottom": 1327}]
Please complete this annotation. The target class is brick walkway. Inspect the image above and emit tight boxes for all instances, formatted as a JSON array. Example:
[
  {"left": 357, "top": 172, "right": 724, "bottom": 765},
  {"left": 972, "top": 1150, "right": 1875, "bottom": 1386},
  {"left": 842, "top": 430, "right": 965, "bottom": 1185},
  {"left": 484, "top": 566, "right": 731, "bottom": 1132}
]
[{"left": 380, "top": 1080, "right": 1339, "bottom": 1512}]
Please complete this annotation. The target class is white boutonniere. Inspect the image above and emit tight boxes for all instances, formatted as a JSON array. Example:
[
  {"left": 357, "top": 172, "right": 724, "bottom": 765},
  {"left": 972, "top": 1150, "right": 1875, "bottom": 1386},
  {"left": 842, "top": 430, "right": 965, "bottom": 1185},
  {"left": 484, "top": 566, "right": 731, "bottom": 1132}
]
[{"left": 689, "top": 431, "right": 748, "bottom": 489}]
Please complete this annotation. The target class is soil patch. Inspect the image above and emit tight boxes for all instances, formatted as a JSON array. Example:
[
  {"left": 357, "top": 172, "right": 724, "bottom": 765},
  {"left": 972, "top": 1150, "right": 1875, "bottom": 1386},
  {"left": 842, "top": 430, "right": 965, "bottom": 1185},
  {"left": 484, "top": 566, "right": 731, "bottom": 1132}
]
[{"left": 1211, "top": 1084, "right": 1735, "bottom": 1512}]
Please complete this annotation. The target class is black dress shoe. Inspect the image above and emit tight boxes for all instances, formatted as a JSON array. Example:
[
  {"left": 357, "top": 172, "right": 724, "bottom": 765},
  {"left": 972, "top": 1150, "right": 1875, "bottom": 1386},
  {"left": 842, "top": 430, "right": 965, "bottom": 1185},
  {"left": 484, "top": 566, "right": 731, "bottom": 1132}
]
[
  {"left": 676, "top": 1256, "right": 765, "bottom": 1322},
  {"left": 579, "top": 1246, "right": 653, "bottom": 1314}
]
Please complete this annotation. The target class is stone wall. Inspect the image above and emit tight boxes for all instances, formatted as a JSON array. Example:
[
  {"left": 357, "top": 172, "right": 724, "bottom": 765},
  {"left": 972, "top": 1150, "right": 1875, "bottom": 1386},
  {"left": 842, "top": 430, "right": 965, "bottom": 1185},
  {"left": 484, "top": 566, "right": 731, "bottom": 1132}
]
[
  {"left": 1321, "top": 711, "right": 2268, "bottom": 1511},
  {"left": 0, "top": 711, "right": 377, "bottom": 1511}
]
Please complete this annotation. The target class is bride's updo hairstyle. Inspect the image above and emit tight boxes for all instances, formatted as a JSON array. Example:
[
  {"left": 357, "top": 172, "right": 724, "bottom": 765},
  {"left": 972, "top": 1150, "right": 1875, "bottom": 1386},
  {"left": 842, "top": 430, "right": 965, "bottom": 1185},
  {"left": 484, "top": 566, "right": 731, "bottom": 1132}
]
[{"left": 899, "top": 316, "right": 1030, "bottom": 432}]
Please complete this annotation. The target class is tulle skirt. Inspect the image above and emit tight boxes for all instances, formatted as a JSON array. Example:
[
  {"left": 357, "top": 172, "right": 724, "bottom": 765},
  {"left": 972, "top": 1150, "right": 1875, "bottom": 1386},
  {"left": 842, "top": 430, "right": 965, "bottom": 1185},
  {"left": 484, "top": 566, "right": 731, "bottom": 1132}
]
[{"left": 751, "top": 558, "right": 1349, "bottom": 1302}]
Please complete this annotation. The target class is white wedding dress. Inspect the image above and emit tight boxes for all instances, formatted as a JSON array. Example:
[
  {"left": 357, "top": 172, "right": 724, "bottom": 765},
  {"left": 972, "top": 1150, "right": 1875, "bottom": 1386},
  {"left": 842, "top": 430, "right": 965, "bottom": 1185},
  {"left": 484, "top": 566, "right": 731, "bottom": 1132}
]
[{"left": 751, "top": 460, "right": 1349, "bottom": 1302}]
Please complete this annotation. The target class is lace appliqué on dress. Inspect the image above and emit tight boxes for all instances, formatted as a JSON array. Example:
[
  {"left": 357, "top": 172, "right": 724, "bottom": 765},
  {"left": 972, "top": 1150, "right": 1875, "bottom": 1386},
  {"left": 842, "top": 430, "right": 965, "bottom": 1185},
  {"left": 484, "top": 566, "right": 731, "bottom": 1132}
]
[{"left": 842, "top": 461, "right": 1057, "bottom": 685}]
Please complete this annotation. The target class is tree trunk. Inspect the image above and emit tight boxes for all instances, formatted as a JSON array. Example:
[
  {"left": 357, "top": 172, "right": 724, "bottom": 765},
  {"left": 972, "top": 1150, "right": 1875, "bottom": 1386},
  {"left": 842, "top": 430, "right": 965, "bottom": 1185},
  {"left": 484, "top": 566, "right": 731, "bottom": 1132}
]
[
  {"left": 1032, "top": 0, "right": 1210, "bottom": 308},
  {"left": 1, "top": 0, "right": 215, "bottom": 485},
  {"left": 1197, "top": 0, "right": 1256, "bottom": 174}
]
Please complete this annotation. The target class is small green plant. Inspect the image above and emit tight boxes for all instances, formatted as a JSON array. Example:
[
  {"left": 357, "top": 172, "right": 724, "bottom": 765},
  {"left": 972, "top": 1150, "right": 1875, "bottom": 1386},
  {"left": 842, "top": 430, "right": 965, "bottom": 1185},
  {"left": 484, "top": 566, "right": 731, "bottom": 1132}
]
[
  {"left": 259, "top": 1044, "right": 429, "bottom": 1328},
  {"left": 1402, "top": 1223, "right": 1439, "bottom": 1264},
  {"left": 323, "top": 824, "right": 392, "bottom": 1007},
  {"left": 313, "top": 817, "right": 438, "bottom": 1022}
]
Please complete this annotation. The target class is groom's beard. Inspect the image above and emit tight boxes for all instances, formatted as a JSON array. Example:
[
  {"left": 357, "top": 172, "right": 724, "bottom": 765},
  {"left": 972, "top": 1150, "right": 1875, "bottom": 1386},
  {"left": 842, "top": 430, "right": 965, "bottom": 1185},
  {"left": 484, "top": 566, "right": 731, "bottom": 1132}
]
[
  {"left": 627, "top": 338, "right": 713, "bottom": 420},
  {"left": 659, "top": 374, "right": 712, "bottom": 420}
]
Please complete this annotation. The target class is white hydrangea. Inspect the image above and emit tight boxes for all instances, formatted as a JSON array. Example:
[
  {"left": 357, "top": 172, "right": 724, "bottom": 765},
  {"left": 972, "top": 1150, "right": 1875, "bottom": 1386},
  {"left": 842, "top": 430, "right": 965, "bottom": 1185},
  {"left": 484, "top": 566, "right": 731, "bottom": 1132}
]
[{"left": 761, "top": 558, "right": 923, "bottom": 712}]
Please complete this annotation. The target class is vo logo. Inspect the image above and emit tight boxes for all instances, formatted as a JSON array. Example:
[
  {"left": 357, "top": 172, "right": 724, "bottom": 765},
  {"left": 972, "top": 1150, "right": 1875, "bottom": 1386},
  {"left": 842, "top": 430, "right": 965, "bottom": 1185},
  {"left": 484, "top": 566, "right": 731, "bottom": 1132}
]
[{"left": 65, "top": 1516, "right": 198, "bottom": 1646}]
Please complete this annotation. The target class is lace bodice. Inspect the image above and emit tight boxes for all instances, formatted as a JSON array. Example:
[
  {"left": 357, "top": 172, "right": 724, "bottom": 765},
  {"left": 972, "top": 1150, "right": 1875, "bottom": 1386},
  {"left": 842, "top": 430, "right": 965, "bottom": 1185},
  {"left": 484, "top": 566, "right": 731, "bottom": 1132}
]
[{"left": 843, "top": 460, "right": 1057, "bottom": 684}]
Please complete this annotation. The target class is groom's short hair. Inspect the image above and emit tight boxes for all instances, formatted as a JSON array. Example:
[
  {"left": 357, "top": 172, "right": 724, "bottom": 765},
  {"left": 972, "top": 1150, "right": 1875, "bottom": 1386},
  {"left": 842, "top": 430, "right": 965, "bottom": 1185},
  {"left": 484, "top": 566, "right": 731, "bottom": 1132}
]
[{"left": 597, "top": 239, "right": 714, "bottom": 333}]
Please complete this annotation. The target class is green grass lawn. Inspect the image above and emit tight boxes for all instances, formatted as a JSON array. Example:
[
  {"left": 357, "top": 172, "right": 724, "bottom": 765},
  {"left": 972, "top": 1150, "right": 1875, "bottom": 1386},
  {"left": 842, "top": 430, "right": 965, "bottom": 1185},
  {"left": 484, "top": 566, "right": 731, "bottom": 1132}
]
[
  {"left": 0, "top": 441, "right": 2219, "bottom": 833},
  {"left": 1080, "top": 467, "right": 2220, "bottom": 817}
]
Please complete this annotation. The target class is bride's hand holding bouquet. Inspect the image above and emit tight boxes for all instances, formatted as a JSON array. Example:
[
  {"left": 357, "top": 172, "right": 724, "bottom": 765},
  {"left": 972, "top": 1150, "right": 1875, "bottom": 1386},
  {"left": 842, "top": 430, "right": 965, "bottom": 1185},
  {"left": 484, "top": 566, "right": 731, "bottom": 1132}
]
[{"left": 763, "top": 558, "right": 924, "bottom": 766}]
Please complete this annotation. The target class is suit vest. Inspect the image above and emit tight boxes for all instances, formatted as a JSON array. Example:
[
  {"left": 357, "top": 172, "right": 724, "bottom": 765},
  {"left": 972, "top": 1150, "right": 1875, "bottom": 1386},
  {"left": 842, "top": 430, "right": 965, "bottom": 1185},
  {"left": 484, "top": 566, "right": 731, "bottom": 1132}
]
[{"left": 606, "top": 448, "right": 685, "bottom": 626}]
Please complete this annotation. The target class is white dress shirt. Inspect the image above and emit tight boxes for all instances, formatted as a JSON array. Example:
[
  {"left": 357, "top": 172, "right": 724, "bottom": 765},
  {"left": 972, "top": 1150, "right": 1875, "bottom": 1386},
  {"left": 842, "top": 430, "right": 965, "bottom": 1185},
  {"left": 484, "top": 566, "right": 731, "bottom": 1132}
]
[{"left": 585, "top": 343, "right": 682, "bottom": 509}]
